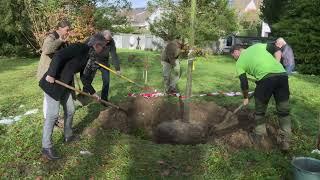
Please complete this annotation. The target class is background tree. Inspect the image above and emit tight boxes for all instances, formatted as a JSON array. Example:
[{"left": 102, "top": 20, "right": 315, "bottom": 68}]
[
  {"left": 149, "top": 11, "right": 180, "bottom": 41},
  {"left": 0, "top": 0, "right": 33, "bottom": 56},
  {"left": 0, "top": 0, "right": 131, "bottom": 56},
  {"left": 148, "top": 0, "right": 238, "bottom": 46},
  {"left": 261, "top": 0, "right": 320, "bottom": 74},
  {"left": 24, "top": 0, "right": 96, "bottom": 47},
  {"left": 260, "top": 0, "right": 288, "bottom": 26},
  {"left": 238, "top": 11, "right": 261, "bottom": 36},
  {"left": 68, "top": 3, "right": 96, "bottom": 42},
  {"left": 93, "top": 0, "right": 133, "bottom": 33}
]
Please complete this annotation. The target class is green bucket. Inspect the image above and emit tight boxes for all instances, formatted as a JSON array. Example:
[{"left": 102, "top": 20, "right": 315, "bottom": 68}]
[{"left": 291, "top": 157, "right": 320, "bottom": 180}]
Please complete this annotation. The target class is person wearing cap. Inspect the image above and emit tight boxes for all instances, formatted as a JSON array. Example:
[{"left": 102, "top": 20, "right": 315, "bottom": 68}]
[
  {"left": 81, "top": 30, "right": 121, "bottom": 102},
  {"left": 161, "top": 39, "right": 182, "bottom": 94},
  {"left": 39, "top": 34, "right": 106, "bottom": 160},
  {"left": 230, "top": 43, "right": 291, "bottom": 151}
]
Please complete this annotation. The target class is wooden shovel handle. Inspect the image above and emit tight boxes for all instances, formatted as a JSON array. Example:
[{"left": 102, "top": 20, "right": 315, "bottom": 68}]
[
  {"left": 233, "top": 93, "right": 255, "bottom": 114},
  {"left": 55, "top": 80, "right": 122, "bottom": 110},
  {"left": 96, "top": 62, "right": 155, "bottom": 91}
]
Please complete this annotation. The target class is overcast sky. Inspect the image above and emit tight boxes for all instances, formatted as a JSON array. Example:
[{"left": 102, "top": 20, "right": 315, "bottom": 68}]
[{"left": 130, "top": 0, "right": 147, "bottom": 8}]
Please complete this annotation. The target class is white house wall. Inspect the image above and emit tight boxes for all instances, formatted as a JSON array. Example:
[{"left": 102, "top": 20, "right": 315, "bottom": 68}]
[{"left": 113, "top": 34, "right": 165, "bottom": 51}]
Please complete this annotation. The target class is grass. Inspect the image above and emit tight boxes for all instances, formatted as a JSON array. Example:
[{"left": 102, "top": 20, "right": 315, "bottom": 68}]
[{"left": 0, "top": 49, "right": 320, "bottom": 179}]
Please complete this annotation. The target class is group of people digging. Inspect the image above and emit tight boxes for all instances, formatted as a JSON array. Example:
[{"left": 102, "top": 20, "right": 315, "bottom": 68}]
[
  {"left": 162, "top": 38, "right": 295, "bottom": 151},
  {"left": 37, "top": 19, "right": 295, "bottom": 160},
  {"left": 37, "top": 20, "right": 121, "bottom": 160}
]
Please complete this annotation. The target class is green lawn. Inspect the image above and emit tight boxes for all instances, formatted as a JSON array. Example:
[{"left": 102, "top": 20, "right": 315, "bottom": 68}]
[{"left": 0, "top": 49, "right": 320, "bottom": 179}]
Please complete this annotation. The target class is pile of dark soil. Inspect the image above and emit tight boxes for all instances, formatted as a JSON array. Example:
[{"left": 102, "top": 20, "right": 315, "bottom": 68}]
[{"left": 83, "top": 96, "right": 280, "bottom": 150}]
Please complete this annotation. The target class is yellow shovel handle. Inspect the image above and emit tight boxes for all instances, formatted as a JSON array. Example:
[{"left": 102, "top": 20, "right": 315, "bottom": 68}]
[{"left": 96, "top": 62, "right": 135, "bottom": 84}]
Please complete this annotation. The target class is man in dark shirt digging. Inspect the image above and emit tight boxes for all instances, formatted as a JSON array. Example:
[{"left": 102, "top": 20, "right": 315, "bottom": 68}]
[
  {"left": 39, "top": 34, "right": 106, "bottom": 160},
  {"left": 81, "top": 30, "right": 121, "bottom": 101}
]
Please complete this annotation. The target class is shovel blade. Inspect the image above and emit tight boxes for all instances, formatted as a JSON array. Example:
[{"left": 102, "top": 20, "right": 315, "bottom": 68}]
[{"left": 215, "top": 111, "right": 239, "bottom": 131}]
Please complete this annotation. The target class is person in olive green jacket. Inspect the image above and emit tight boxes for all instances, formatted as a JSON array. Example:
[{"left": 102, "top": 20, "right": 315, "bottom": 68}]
[
  {"left": 36, "top": 20, "right": 71, "bottom": 81},
  {"left": 161, "top": 39, "right": 182, "bottom": 93},
  {"left": 36, "top": 20, "right": 71, "bottom": 122}
]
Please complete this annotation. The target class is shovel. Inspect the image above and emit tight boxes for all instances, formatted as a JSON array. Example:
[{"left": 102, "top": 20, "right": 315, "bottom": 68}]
[
  {"left": 214, "top": 93, "right": 254, "bottom": 131},
  {"left": 55, "top": 80, "right": 127, "bottom": 113},
  {"left": 95, "top": 62, "right": 155, "bottom": 91}
]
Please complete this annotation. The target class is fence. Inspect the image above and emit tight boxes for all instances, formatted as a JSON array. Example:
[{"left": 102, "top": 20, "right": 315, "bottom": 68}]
[
  {"left": 113, "top": 33, "right": 165, "bottom": 51},
  {"left": 113, "top": 33, "right": 274, "bottom": 55}
]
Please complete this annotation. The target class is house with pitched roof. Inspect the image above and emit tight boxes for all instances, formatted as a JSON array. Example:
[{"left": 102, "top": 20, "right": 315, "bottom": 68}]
[
  {"left": 118, "top": 7, "right": 164, "bottom": 33},
  {"left": 228, "top": 0, "right": 270, "bottom": 37}
]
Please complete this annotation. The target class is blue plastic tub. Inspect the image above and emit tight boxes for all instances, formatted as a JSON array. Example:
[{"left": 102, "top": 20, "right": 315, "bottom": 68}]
[{"left": 291, "top": 157, "right": 320, "bottom": 180}]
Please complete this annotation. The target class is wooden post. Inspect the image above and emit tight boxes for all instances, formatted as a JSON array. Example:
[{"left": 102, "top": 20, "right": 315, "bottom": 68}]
[
  {"left": 144, "top": 56, "right": 148, "bottom": 84},
  {"left": 183, "top": 0, "right": 197, "bottom": 122}
]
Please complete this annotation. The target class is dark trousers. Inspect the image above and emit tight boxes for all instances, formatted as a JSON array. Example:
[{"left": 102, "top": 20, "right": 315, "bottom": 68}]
[
  {"left": 100, "top": 68, "right": 110, "bottom": 101},
  {"left": 254, "top": 74, "right": 291, "bottom": 134},
  {"left": 81, "top": 65, "right": 110, "bottom": 101}
]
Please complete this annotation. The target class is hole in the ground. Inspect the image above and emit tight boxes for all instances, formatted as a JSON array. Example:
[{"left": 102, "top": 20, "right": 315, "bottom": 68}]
[{"left": 83, "top": 96, "right": 279, "bottom": 150}]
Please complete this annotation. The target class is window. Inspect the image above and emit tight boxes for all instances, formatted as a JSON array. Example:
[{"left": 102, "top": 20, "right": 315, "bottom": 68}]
[{"left": 226, "top": 36, "right": 233, "bottom": 46}]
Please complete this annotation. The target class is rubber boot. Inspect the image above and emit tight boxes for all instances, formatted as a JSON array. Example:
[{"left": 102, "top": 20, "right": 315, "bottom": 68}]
[
  {"left": 278, "top": 116, "right": 291, "bottom": 151},
  {"left": 249, "top": 114, "right": 267, "bottom": 147}
]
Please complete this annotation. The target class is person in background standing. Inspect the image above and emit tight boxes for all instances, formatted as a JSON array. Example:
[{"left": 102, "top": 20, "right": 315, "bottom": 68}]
[
  {"left": 275, "top": 38, "right": 295, "bottom": 75},
  {"left": 36, "top": 20, "right": 71, "bottom": 127}
]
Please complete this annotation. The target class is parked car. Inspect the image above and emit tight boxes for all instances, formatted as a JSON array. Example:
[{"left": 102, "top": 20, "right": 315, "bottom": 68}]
[{"left": 216, "top": 35, "right": 276, "bottom": 54}]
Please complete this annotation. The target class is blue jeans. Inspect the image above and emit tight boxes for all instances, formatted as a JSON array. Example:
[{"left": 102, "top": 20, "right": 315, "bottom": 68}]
[
  {"left": 285, "top": 64, "right": 295, "bottom": 75},
  {"left": 100, "top": 68, "right": 110, "bottom": 101}
]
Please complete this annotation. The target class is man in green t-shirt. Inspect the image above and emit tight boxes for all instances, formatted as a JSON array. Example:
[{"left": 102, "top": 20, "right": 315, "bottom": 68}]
[{"left": 230, "top": 43, "right": 291, "bottom": 151}]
